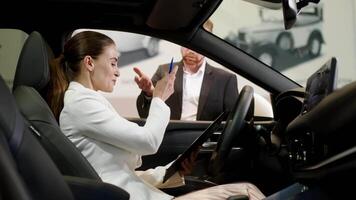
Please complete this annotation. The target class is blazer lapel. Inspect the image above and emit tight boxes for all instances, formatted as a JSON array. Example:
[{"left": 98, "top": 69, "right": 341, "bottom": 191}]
[{"left": 197, "top": 63, "right": 213, "bottom": 119}]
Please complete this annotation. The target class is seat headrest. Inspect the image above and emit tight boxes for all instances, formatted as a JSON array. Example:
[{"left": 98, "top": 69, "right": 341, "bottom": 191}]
[{"left": 13, "top": 31, "right": 53, "bottom": 92}]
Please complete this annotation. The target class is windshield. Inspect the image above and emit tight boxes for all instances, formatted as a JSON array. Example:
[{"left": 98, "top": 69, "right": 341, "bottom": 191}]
[{"left": 211, "top": 0, "right": 356, "bottom": 88}]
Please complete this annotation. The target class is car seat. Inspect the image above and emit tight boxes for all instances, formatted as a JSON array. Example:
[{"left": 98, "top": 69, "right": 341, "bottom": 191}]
[
  {"left": 12, "top": 31, "right": 100, "bottom": 180},
  {"left": 0, "top": 74, "right": 75, "bottom": 200},
  {"left": 0, "top": 123, "right": 32, "bottom": 200}
]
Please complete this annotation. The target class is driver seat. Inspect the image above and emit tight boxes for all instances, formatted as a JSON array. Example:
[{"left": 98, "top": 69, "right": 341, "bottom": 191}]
[
  {"left": 0, "top": 73, "right": 130, "bottom": 199},
  {"left": 12, "top": 31, "right": 100, "bottom": 180}
]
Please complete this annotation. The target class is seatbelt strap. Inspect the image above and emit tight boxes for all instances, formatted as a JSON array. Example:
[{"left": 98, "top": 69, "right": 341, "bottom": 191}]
[{"left": 9, "top": 112, "right": 24, "bottom": 155}]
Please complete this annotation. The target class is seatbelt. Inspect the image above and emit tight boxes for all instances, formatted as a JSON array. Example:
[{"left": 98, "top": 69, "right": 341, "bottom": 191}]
[
  {"left": 8, "top": 112, "right": 42, "bottom": 155},
  {"left": 8, "top": 112, "right": 24, "bottom": 155}
]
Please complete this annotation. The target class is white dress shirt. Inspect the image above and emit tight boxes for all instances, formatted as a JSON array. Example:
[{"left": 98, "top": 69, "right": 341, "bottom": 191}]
[
  {"left": 60, "top": 82, "right": 183, "bottom": 200},
  {"left": 181, "top": 60, "right": 206, "bottom": 121}
]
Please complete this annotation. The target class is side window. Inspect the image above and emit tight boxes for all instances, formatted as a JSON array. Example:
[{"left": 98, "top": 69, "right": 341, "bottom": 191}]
[
  {"left": 0, "top": 29, "right": 28, "bottom": 89},
  {"left": 74, "top": 29, "right": 273, "bottom": 119},
  {"left": 204, "top": 59, "right": 273, "bottom": 118}
]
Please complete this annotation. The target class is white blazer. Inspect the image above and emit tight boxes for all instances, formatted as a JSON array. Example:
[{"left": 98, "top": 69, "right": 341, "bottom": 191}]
[{"left": 60, "top": 82, "right": 183, "bottom": 200}]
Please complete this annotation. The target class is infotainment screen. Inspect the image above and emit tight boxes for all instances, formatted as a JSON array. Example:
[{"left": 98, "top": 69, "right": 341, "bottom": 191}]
[{"left": 301, "top": 57, "right": 338, "bottom": 114}]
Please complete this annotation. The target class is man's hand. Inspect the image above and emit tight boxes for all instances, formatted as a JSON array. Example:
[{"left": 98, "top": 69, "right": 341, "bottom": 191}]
[{"left": 134, "top": 67, "right": 154, "bottom": 97}]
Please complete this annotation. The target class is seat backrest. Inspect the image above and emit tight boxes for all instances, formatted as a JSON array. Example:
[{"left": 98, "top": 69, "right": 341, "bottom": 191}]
[
  {"left": 0, "top": 75, "right": 75, "bottom": 200},
  {"left": 12, "top": 31, "right": 101, "bottom": 180}
]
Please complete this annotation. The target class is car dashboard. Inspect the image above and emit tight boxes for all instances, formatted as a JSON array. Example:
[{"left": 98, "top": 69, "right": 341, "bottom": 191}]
[{"left": 270, "top": 57, "right": 356, "bottom": 199}]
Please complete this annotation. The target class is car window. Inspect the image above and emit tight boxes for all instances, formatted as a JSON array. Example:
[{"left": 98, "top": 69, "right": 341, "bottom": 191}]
[
  {"left": 0, "top": 29, "right": 28, "bottom": 89},
  {"left": 211, "top": 0, "right": 356, "bottom": 88},
  {"left": 73, "top": 29, "right": 273, "bottom": 119}
]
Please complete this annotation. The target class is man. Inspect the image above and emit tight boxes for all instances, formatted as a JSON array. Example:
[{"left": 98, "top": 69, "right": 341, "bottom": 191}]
[{"left": 135, "top": 20, "right": 238, "bottom": 121}]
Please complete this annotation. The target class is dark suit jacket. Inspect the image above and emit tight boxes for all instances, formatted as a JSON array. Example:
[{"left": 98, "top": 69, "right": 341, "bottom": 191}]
[{"left": 136, "top": 61, "right": 238, "bottom": 121}]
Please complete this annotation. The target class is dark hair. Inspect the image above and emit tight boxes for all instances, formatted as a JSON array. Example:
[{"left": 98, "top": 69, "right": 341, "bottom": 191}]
[{"left": 47, "top": 31, "right": 115, "bottom": 120}]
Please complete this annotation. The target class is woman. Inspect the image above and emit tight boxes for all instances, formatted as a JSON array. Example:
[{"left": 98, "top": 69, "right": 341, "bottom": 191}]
[{"left": 48, "top": 31, "right": 265, "bottom": 200}]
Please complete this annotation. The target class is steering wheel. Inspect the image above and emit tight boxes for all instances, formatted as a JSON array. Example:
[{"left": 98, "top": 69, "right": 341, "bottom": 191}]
[{"left": 209, "top": 85, "right": 254, "bottom": 175}]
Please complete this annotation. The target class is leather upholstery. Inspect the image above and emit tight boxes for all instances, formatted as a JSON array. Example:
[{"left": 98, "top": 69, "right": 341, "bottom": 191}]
[
  {"left": 13, "top": 85, "right": 100, "bottom": 179},
  {"left": 0, "top": 75, "right": 75, "bottom": 200},
  {"left": 0, "top": 125, "right": 32, "bottom": 200},
  {"left": 13, "top": 31, "right": 51, "bottom": 92}
]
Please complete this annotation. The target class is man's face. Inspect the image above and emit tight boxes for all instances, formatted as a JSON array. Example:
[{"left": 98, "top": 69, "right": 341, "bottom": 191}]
[{"left": 181, "top": 47, "right": 204, "bottom": 72}]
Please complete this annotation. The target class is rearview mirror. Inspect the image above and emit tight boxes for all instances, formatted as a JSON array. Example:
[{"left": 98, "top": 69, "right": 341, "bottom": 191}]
[
  {"left": 282, "top": 0, "right": 298, "bottom": 29},
  {"left": 282, "top": 0, "right": 320, "bottom": 29}
]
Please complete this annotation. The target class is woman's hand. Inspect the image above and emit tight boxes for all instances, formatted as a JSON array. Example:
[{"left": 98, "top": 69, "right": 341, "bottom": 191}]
[
  {"left": 152, "top": 66, "right": 178, "bottom": 101},
  {"left": 134, "top": 67, "right": 154, "bottom": 96},
  {"left": 179, "top": 147, "right": 200, "bottom": 176}
]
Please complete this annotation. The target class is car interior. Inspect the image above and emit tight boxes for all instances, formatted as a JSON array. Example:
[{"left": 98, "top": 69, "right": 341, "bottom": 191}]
[{"left": 1, "top": 0, "right": 356, "bottom": 199}]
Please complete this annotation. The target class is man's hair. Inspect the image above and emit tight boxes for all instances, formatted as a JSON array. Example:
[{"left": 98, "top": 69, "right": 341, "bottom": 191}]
[{"left": 203, "top": 19, "right": 214, "bottom": 32}]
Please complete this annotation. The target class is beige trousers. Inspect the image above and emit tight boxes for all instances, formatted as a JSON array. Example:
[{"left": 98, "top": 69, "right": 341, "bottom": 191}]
[{"left": 175, "top": 182, "right": 265, "bottom": 200}]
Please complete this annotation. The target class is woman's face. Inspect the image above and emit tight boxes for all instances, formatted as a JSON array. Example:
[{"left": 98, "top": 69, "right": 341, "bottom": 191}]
[{"left": 91, "top": 44, "right": 119, "bottom": 92}]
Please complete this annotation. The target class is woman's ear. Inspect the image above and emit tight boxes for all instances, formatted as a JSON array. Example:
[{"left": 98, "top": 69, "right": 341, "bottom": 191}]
[{"left": 83, "top": 55, "right": 95, "bottom": 72}]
